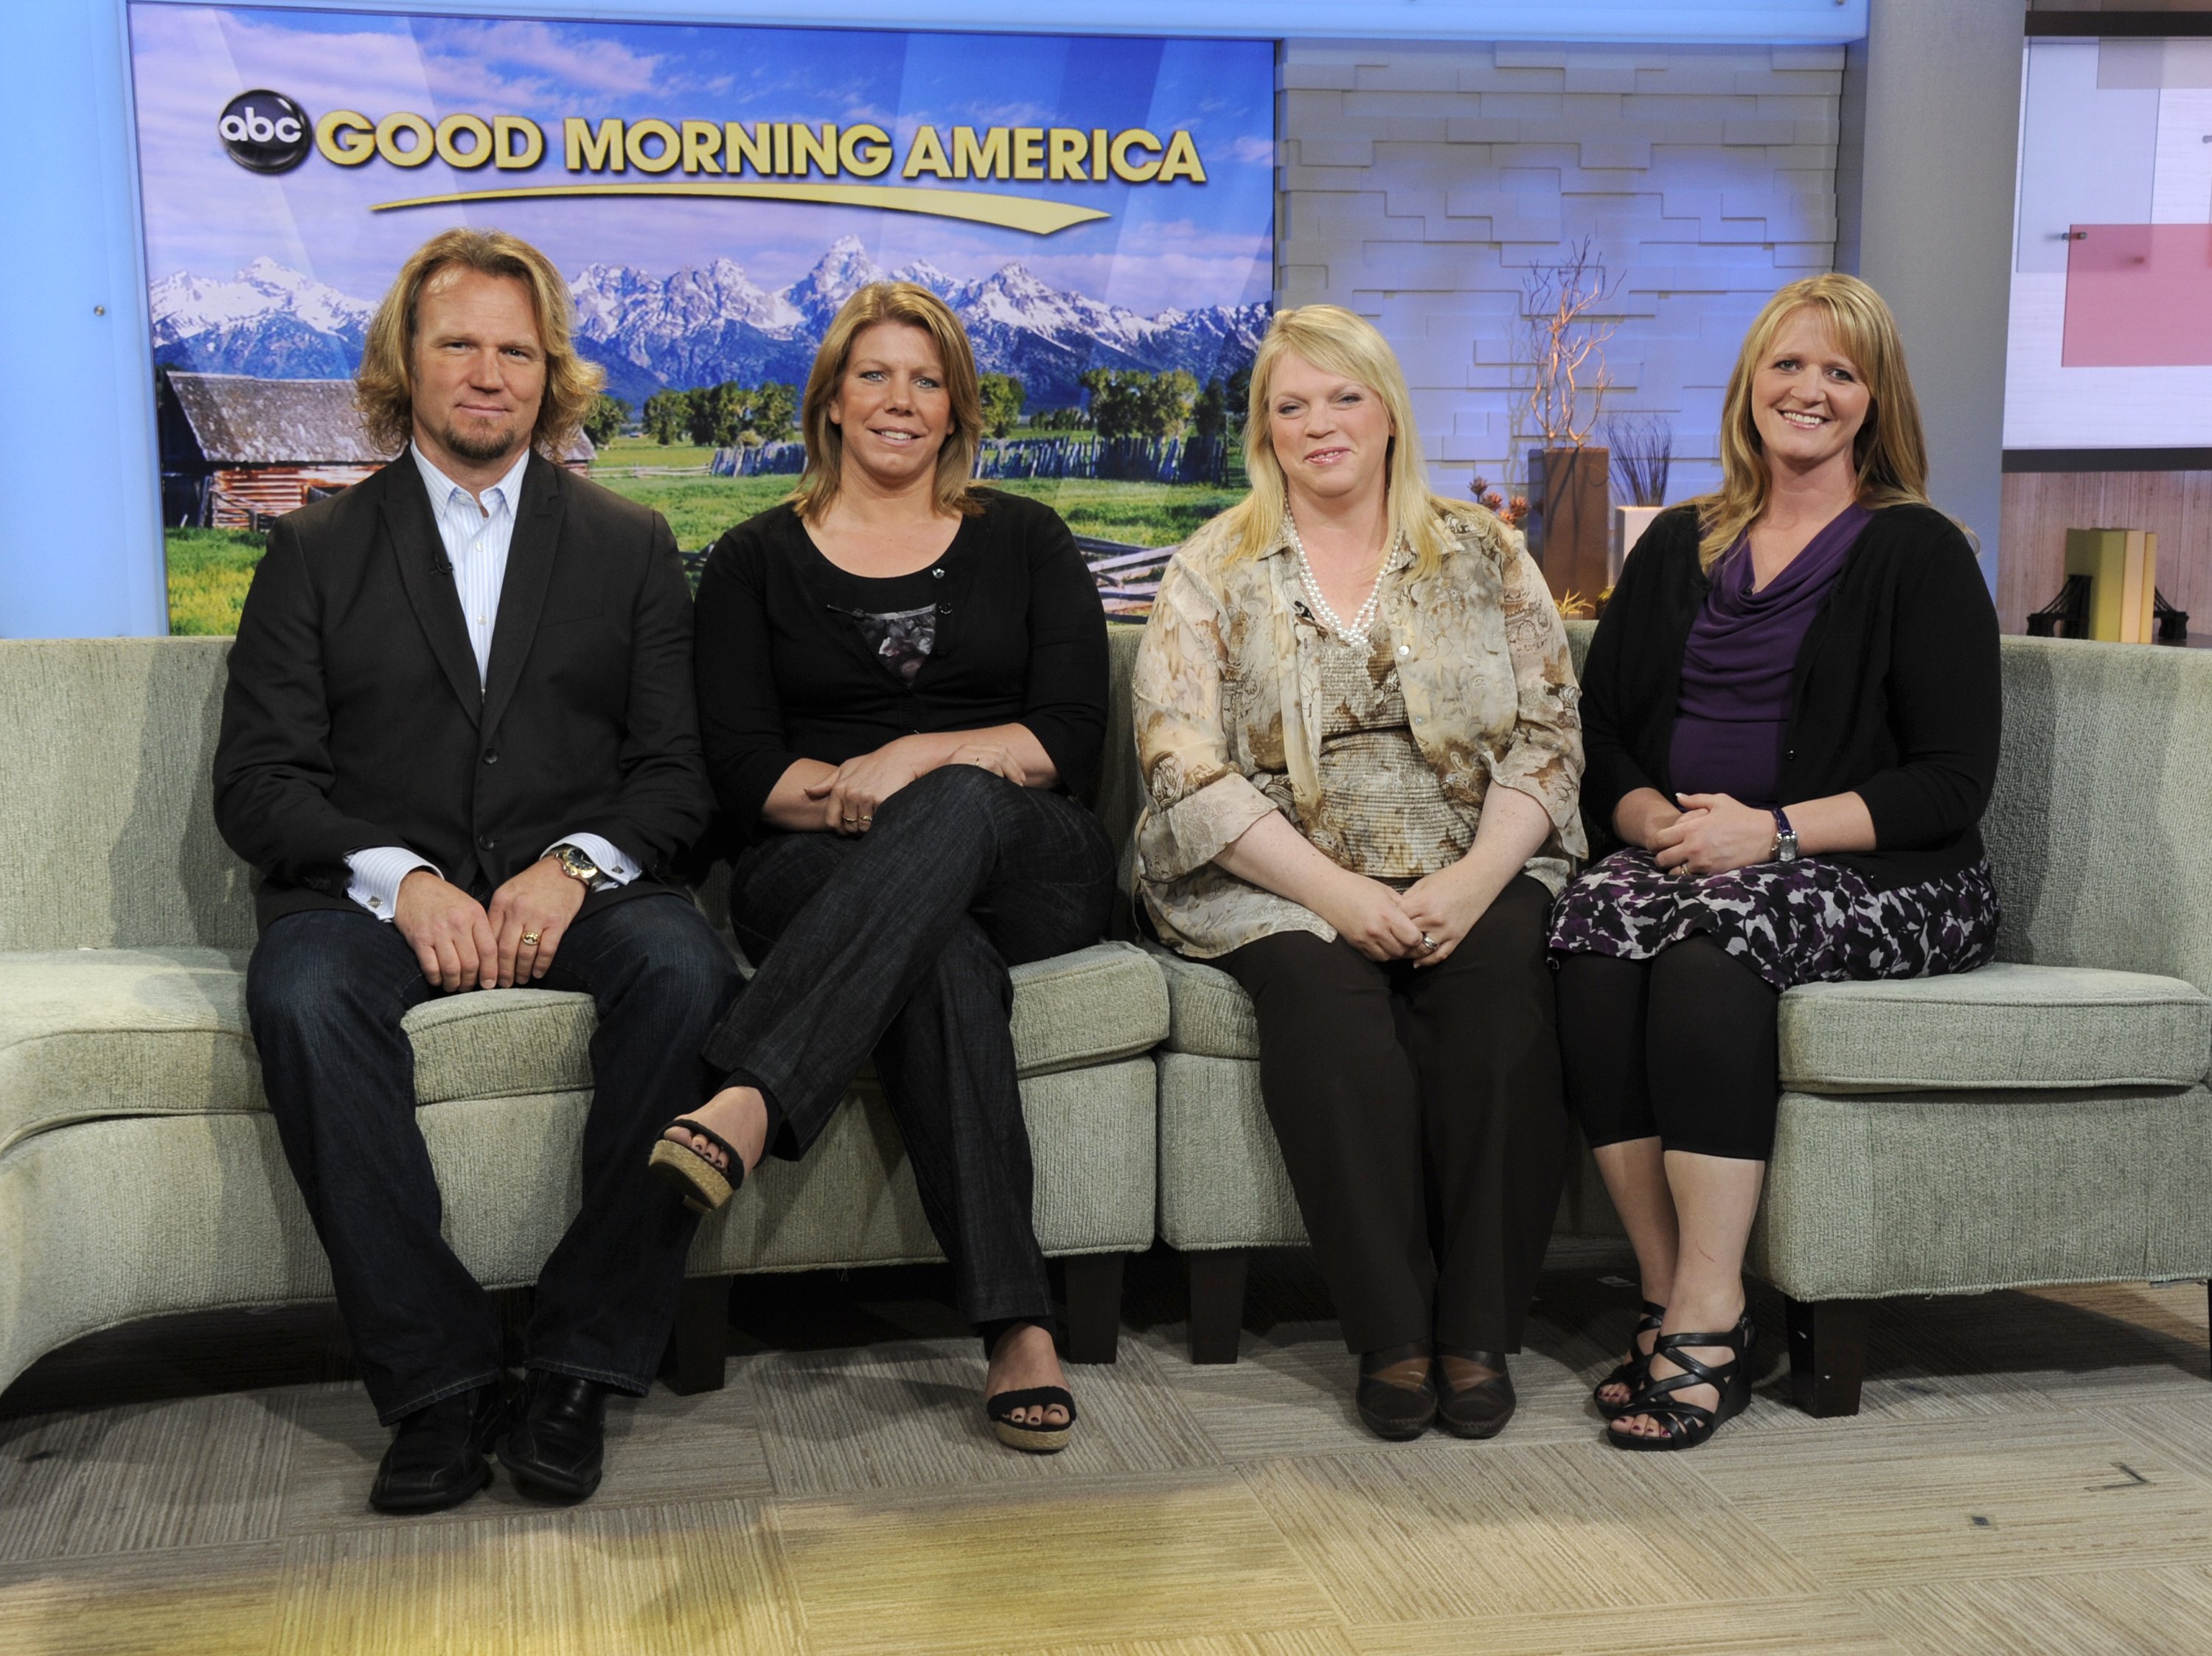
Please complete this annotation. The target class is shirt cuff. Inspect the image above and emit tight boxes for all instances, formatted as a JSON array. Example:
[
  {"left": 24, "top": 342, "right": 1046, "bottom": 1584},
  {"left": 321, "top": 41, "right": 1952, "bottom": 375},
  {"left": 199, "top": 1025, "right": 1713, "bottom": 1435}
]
[
  {"left": 345, "top": 846, "right": 438, "bottom": 922},
  {"left": 543, "top": 832, "right": 641, "bottom": 886}
]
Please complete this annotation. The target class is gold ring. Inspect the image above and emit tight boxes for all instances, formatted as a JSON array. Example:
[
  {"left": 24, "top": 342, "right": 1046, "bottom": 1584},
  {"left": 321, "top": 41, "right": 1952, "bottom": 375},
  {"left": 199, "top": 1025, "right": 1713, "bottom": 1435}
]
[{"left": 520, "top": 931, "right": 541, "bottom": 947}]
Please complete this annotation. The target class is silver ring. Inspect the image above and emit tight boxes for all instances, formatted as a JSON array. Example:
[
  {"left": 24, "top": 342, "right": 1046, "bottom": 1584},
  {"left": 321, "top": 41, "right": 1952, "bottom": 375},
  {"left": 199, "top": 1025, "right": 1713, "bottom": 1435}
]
[{"left": 1419, "top": 932, "right": 1437, "bottom": 951}]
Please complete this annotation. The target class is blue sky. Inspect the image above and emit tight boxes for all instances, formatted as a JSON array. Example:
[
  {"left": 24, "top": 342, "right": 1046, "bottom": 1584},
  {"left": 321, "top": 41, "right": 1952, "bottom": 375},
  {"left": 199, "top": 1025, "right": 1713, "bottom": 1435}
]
[{"left": 128, "top": 3, "right": 1276, "bottom": 313}]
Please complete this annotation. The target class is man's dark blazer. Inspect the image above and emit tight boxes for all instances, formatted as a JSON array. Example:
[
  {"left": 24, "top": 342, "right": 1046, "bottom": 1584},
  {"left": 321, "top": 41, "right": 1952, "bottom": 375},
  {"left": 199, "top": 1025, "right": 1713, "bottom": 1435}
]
[{"left": 213, "top": 449, "right": 714, "bottom": 933}]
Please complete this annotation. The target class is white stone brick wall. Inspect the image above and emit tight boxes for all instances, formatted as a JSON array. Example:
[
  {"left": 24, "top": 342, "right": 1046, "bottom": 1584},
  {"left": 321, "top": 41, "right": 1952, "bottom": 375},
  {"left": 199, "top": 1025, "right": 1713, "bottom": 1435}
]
[{"left": 1279, "top": 38, "right": 1844, "bottom": 504}]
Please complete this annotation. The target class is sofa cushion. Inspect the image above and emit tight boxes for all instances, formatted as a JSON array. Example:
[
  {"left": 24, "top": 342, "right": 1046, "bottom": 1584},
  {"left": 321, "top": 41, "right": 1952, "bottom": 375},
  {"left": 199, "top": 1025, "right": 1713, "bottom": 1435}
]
[
  {"left": 1148, "top": 944, "right": 1259, "bottom": 1060},
  {"left": 0, "top": 948, "right": 259, "bottom": 1154},
  {"left": 0, "top": 939, "right": 1169, "bottom": 1150},
  {"left": 1150, "top": 942, "right": 2212, "bottom": 1094},
  {"left": 1779, "top": 962, "right": 2212, "bottom": 1093}
]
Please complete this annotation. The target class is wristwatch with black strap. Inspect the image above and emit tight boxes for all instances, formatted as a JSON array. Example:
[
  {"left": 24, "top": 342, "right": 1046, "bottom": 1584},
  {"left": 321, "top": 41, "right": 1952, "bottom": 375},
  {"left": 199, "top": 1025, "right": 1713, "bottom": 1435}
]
[{"left": 548, "top": 841, "right": 613, "bottom": 891}]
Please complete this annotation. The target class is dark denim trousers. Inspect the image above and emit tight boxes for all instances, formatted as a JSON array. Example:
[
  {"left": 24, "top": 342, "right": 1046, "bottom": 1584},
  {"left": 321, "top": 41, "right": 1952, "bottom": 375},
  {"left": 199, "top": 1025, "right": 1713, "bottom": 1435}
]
[
  {"left": 703, "top": 765, "right": 1116, "bottom": 1332},
  {"left": 248, "top": 892, "right": 741, "bottom": 1422}
]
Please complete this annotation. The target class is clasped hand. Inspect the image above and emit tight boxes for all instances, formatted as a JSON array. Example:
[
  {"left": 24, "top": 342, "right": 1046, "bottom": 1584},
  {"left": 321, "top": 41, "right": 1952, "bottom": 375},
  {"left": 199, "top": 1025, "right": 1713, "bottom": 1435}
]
[
  {"left": 1650, "top": 791, "right": 1777, "bottom": 876},
  {"left": 1325, "top": 863, "right": 1486, "bottom": 969},
  {"left": 395, "top": 858, "right": 585, "bottom": 992},
  {"left": 801, "top": 734, "right": 1021, "bottom": 835}
]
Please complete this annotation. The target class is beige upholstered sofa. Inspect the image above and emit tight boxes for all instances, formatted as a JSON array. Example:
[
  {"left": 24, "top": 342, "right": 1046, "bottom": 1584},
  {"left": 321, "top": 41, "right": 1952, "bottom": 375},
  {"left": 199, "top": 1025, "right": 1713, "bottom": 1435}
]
[
  {"left": 1139, "top": 622, "right": 2212, "bottom": 1411},
  {"left": 0, "top": 637, "right": 1166, "bottom": 1402}
]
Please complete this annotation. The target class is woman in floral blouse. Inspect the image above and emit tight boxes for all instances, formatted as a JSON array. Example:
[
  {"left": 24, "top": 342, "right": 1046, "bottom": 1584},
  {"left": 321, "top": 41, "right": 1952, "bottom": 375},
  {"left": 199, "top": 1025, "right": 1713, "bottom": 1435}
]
[{"left": 1133, "top": 305, "right": 1585, "bottom": 1441}]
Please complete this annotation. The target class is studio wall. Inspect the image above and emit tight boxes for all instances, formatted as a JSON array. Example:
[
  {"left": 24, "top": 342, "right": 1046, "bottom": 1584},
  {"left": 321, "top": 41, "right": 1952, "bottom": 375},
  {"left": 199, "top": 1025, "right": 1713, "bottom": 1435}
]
[{"left": 1277, "top": 38, "right": 1845, "bottom": 507}]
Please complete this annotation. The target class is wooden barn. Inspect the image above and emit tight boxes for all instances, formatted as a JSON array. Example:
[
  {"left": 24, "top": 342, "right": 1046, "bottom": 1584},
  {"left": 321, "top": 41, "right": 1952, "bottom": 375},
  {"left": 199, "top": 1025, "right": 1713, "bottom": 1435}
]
[{"left": 156, "top": 370, "right": 593, "bottom": 529}]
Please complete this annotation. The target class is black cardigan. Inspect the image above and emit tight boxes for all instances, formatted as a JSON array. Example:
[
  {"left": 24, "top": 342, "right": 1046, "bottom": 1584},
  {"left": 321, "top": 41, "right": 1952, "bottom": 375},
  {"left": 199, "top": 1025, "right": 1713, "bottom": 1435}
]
[
  {"left": 1580, "top": 502, "right": 2000, "bottom": 890},
  {"left": 694, "top": 490, "right": 1108, "bottom": 838}
]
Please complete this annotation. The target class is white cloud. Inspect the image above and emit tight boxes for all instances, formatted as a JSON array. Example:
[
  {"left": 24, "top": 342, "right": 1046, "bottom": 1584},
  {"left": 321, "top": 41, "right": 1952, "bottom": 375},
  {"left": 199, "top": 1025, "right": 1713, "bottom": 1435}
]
[{"left": 427, "top": 20, "right": 664, "bottom": 99}]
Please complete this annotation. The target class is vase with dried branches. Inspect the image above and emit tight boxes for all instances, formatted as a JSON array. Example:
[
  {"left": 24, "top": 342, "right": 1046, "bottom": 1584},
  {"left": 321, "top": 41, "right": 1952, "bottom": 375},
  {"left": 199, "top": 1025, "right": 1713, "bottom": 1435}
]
[{"left": 1520, "top": 237, "right": 1620, "bottom": 607}]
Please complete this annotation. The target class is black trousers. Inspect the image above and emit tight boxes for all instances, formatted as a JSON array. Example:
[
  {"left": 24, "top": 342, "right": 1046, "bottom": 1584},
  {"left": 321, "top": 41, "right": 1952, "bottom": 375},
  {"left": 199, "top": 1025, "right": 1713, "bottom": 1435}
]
[
  {"left": 1217, "top": 874, "right": 1568, "bottom": 1355},
  {"left": 702, "top": 765, "right": 1117, "bottom": 1332},
  {"left": 1553, "top": 937, "right": 1782, "bottom": 1161},
  {"left": 248, "top": 893, "right": 742, "bottom": 1423}
]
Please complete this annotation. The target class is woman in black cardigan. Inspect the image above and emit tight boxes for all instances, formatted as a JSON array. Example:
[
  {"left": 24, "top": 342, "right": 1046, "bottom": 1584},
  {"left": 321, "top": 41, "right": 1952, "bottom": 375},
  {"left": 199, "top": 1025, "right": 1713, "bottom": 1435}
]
[
  {"left": 648, "top": 282, "right": 1113, "bottom": 1454},
  {"left": 1552, "top": 274, "right": 2000, "bottom": 1451}
]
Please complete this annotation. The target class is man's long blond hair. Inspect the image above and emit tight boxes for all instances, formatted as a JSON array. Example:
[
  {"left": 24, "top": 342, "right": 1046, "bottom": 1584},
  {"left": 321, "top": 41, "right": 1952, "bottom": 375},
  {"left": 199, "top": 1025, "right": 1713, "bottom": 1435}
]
[
  {"left": 1217, "top": 305, "right": 1461, "bottom": 580},
  {"left": 355, "top": 228, "right": 602, "bottom": 457},
  {"left": 1691, "top": 274, "right": 1938, "bottom": 569},
  {"left": 790, "top": 282, "right": 985, "bottom": 521}
]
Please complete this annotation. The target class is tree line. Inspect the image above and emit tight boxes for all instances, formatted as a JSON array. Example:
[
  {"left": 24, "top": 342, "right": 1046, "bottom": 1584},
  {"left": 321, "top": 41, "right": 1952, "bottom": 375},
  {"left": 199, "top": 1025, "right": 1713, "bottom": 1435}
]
[{"left": 583, "top": 363, "right": 1252, "bottom": 450}]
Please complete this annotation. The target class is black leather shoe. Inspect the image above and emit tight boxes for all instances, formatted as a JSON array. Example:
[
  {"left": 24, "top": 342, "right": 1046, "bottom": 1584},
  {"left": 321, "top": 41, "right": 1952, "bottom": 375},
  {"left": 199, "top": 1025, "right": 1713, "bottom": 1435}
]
[
  {"left": 1434, "top": 1348, "right": 1517, "bottom": 1439},
  {"left": 498, "top": 1371, "right": 611, "bottom": 1501},
  {"left": 369, "top": 1383, "right": 509, "bottom": 1514},
  {"left": 1355, "top": 1341, "right": 1437, "bottom": 1441}
]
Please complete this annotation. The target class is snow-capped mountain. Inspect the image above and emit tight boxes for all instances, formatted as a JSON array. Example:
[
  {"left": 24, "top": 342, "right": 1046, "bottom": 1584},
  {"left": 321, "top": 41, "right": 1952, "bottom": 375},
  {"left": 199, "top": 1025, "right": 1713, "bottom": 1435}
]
[
  {"left": 150, "top": 256, "right": 375, "bottom": 380},
  {"left": 150, "top": 240, "right": 1267, "bottom": 409}
]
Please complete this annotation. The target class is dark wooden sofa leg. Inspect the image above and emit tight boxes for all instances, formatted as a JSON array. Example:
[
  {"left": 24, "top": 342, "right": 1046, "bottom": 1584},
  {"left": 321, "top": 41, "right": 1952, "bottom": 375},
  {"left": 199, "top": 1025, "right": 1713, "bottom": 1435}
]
[
  {"left": 658, "top": 1275, "right": 730, "bottom": 1395},
  {"left": 1186, "top": 1248, "right": 1249, "bottom": 1365},
  {"left": 1061, "top": 1253, "right": 1127, "bottom": 1364},
  {"left": 1786, "top": 1295, "right": 1869, "bottom": 1416}
]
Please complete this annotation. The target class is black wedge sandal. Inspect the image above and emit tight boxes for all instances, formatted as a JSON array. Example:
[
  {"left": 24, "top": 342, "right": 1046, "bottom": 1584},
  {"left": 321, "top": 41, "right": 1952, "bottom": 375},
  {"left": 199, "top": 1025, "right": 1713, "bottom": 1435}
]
[
  {"left": 1607, "top": 1313, "right": 1754, "bottom": 1452},
  {"left": 1593, "top": 1299, "right": 1667, "bottom": 1420},
  {"left": 987, "top": 1386, "right": 1078, "bottom": 1454},
  {"left": 647, "top": 1117, "right": 747, "bottom": 1214}
]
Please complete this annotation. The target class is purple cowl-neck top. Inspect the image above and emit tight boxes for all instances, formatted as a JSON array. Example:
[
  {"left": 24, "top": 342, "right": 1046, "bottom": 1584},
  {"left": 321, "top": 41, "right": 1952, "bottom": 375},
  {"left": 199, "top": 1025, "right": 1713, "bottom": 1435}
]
[{"left": 1667, "top": 502, "right": 1871, "bottom": 807}]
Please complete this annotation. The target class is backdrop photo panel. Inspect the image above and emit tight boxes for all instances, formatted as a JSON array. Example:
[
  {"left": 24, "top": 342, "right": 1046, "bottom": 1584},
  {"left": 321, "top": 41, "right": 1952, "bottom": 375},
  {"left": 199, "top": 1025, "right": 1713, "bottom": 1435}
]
[{"left": 130, "top": 3, "right": 1276, "bottom": 630}]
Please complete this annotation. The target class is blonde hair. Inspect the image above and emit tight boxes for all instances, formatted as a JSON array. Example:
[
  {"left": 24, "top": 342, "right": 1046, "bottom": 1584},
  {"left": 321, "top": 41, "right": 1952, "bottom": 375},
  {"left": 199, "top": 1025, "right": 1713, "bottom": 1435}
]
[
  {"left": 1692, "top": 274, "right": 1938, "bottom": 568},
  {"left": 1214, "top": 305, "right": 1465, "bottom": 579},
  {"left": 355, "top": 227, "right": 602, "bottom": 457},
  {"left": 790, "top": 282, "right": 984, "bottom": 521}
]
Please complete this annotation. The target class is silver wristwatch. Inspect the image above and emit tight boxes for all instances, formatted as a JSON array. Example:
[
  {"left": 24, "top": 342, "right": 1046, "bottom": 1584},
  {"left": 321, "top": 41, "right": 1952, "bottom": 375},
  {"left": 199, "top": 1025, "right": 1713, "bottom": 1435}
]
[{"left": 1771, "top": 807, "right": 1799, "bottom": 864}]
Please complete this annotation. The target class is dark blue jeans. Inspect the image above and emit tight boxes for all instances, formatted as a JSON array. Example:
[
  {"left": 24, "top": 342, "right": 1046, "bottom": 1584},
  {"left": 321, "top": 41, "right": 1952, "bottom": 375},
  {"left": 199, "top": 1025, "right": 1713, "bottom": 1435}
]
[
  {"left": 248, "top": 892, "right": 740, "bottom": 1422},
  {"left": 703, "top": 765, "right": 1116, "bottom": 1332}
]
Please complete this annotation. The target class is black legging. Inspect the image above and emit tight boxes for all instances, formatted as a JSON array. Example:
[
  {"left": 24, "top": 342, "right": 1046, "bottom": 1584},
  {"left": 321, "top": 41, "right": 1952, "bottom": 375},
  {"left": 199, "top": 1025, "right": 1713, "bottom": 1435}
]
[{"left": 1554, "top": 936, "right": 1781, "bottom": 1162}]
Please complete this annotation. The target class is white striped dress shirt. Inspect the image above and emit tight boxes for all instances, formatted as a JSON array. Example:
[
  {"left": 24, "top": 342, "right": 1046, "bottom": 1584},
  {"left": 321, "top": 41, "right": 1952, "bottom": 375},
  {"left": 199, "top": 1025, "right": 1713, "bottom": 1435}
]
[{"left": 341, "top": 444, "right": 639, "bottom": 920}]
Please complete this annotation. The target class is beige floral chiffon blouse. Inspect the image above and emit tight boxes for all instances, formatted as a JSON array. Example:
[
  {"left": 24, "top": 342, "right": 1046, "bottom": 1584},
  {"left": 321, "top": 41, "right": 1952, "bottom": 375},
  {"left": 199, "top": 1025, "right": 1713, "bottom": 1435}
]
[{"left": 1131, "top": 504, "right": 1587, "bottom": 959}]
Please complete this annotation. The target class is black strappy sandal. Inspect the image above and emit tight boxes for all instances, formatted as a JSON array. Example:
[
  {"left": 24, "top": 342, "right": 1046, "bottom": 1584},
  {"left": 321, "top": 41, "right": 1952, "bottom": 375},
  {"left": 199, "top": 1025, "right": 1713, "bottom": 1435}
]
[
  {"left": 1593, "top": 1299, "right": 1667, "bottom": 1420},
  {"left": 987, "top": 1387, "right": 1077, "bottom": 1454},
  {"left": 1607, "top": 1313, "right": 1755, "bottom": 1452},
  {"left": 647, "top": 1117, "right": 747, "bottom": 1214}
]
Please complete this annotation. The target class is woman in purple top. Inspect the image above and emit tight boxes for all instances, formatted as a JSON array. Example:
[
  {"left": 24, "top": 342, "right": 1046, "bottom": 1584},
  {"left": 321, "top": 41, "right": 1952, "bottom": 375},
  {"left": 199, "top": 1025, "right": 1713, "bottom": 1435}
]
[{"left": 1551, "top": 274, "right": 2002, "bottom": 1451}]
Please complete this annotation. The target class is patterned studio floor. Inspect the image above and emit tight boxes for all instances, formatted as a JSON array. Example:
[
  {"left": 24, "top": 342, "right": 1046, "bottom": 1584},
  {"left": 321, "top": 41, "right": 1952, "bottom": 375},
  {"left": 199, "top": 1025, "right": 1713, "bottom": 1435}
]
[{"left": 3, "top": 1242, "right": 2211, "bottom": 1656}]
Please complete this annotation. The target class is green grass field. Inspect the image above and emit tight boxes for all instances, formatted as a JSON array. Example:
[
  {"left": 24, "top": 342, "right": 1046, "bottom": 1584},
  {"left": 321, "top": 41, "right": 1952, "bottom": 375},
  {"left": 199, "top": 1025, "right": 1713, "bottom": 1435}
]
[
  {"left": 164, "top": 528, "right": 266, "bottom": 636},
  {"left": 162, "top": 453, "right": 1231, "bottom": 633}
]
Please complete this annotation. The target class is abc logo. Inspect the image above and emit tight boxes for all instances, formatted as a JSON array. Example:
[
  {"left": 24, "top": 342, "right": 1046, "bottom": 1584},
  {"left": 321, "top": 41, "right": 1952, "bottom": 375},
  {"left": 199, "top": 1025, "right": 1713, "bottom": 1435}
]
[{"left": 219, "top": 90, "right": 310, "bottom": 174}]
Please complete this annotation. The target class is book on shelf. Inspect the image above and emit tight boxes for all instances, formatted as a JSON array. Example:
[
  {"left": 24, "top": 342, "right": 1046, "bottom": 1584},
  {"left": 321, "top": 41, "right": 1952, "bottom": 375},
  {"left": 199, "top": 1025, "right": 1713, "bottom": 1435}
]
[{"left": 2063, "top": 528, "right": 2158, "bottom": 644}]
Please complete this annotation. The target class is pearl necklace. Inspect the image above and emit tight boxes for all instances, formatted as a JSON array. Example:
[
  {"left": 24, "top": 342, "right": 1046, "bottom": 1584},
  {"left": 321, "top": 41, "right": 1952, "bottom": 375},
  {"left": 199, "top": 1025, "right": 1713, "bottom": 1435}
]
[{"left": 1285, "top": 512, "right": 1390, "bottom": 647}]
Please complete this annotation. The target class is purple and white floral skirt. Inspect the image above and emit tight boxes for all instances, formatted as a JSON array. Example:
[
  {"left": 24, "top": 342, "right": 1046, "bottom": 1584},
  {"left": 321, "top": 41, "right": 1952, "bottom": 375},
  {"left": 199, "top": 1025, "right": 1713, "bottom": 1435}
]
[{"left": 1546, "top": 846, "right": 2001, "bottom": 992}]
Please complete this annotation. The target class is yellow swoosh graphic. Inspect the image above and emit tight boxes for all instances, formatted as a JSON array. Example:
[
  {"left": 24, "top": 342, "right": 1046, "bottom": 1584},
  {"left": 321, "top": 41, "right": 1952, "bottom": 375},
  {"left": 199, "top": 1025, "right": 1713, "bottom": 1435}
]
[{"left": 369, "top": 179, "right": 1108, "bottom": 235}]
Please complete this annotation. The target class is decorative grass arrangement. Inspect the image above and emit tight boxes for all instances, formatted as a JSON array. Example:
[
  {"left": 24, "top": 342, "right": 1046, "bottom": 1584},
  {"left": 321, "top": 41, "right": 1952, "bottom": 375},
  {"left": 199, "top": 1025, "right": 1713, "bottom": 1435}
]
[{"left": 1607, "top": 414, "right": 1673, "bottom": 507}]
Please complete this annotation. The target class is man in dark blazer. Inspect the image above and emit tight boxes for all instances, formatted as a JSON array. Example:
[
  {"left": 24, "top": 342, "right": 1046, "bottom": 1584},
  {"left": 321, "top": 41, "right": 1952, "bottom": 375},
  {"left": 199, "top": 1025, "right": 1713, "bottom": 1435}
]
[{"left": 214, "top": 228, "right": 738, "bottom": 1513}]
